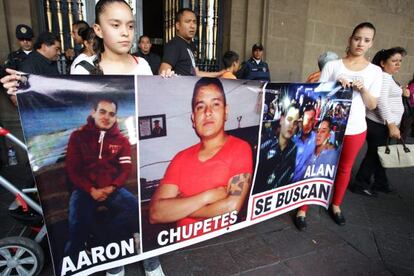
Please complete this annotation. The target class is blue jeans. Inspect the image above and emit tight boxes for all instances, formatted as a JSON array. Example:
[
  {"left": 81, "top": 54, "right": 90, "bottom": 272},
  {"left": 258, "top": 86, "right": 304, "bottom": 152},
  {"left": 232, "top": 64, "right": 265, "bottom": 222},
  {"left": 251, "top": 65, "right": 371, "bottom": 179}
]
[{"left": 64, "top": 188, "right": 139, "bottom": 259}]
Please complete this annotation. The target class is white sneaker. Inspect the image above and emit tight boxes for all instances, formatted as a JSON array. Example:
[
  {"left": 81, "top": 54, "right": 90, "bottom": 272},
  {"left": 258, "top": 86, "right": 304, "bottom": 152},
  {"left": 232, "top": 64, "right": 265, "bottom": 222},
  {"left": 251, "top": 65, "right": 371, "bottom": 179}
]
[
  {"left": 145, "top": 265, "right": 165, "bottom": 276},
  {"left": 106, "top": 266, "right": 125, "bottom": 276}
]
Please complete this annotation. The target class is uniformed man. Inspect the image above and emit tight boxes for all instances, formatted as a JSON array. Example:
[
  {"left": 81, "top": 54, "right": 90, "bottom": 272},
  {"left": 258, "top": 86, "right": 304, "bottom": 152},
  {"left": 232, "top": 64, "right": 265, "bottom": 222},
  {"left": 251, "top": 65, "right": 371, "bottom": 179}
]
[
  {"left": 4, "top": 24, "right": 34, "bottom": 71},
  {"left": 237, "top": 43, "right": 271, "bottom": 82},
  {"left": 2, "top": 32, "right": 60, "bottom": 106}
]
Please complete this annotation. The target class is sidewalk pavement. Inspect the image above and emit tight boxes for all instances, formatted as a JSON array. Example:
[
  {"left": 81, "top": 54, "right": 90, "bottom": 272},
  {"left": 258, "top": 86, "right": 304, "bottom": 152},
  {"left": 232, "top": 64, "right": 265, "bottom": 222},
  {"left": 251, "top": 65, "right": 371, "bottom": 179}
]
[
  {"left": 145, "top": 138, "right": 414, "bottom": 276},
  {"left": 2, "top": 137, "right": 413, "bottom": 276}
]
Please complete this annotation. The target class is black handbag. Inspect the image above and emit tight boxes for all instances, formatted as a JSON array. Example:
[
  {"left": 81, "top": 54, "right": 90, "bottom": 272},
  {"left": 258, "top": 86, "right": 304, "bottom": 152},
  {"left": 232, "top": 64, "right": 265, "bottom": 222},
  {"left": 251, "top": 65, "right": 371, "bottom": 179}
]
[{"left": 402, "top": 96, "right": 413, "bottom": 116}]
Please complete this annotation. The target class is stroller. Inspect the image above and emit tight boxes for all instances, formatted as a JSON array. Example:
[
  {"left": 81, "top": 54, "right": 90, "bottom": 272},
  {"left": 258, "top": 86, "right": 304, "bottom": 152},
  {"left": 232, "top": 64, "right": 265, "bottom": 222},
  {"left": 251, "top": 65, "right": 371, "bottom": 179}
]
[
  {"left": 0, "top": 126, "right": 46, "bottom": 275},
  {"left": 0, "top": 126, "right": 128, "bottom": 276}
]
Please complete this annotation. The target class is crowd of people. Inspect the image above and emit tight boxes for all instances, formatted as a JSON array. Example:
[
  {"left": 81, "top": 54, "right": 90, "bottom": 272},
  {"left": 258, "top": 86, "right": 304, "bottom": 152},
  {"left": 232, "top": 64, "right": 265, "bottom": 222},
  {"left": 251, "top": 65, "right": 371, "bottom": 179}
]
[
  {"left": 1, "top": 8, "right": 271, "bottom": 93},
  {"left": 1, "top": 0, "right": 414, "bottom": 275}
]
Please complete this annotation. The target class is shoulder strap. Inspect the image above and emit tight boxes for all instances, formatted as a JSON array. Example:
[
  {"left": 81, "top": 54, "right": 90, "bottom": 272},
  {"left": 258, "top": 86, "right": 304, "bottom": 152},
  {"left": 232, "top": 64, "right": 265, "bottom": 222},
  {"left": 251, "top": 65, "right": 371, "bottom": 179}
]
[
  {"left": 75, "top": 60, "right": 97, "bottom": 74},
  {"left": 131, "top": 54, "right": 139, "bottom": 64}
]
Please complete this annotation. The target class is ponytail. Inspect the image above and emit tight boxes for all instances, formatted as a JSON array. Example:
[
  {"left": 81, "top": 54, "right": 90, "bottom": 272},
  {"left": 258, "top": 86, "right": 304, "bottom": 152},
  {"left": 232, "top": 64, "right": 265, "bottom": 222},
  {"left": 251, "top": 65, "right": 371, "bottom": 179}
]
[
  {"left": 79, "top": 27, "right": 95, "bottom": 43},
  {"left": 92, "top": 36, "right": 104, "bottom": 75}
]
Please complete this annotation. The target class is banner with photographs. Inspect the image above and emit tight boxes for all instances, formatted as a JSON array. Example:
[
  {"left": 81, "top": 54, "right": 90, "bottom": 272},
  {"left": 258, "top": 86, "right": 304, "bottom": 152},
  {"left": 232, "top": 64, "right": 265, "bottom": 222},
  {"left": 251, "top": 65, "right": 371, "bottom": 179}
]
[
  {"left": 251, "top": 82, "right": 352, "bottom": 223},
  {"left": 15, "top": 75, "right": 352, "bottom": 275}
]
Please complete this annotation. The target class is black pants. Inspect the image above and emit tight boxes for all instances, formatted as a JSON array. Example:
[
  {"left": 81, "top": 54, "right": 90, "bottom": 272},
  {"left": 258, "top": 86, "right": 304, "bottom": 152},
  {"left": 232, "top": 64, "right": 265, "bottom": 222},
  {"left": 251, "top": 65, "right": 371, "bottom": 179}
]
[
  {"left": 355, "top": 118, "right": 389, "bottom": 189},
  {"left": 400, "top": 112, "right": 414, "bottom": 140}
]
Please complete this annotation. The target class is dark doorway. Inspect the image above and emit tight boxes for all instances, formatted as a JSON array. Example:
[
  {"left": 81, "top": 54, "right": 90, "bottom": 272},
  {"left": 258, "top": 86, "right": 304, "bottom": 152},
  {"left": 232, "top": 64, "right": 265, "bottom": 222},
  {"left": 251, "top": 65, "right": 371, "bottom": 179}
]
[{"left": 142, "top": 0, "right": 164, "bottom": 57}]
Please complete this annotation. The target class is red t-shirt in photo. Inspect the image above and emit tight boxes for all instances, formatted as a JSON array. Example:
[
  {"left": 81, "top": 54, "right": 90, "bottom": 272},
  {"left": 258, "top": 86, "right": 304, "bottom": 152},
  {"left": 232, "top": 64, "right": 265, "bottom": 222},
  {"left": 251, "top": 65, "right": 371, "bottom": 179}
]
[{"left": 161, "top": 135, "right": 253, "bottom": 233}]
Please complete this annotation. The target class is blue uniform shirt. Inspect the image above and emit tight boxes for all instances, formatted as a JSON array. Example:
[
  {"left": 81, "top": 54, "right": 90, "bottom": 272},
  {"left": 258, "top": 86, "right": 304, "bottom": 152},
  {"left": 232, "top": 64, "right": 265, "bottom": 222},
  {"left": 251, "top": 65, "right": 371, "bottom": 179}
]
[
  {"left": 303, "top": 148, "right": 338, "bottom": 180},
  {"left": 237, "top": 58, "right": 270, "bottom": 81}
]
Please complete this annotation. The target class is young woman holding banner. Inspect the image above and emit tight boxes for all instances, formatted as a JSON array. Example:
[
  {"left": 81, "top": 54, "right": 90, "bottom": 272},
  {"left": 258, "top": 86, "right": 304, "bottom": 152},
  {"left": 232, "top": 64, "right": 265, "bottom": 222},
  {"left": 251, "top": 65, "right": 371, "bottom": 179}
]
[
  {"left": 1, "top": 1, "right": 167, "bottom": 275},
  {"left": 295, "top": 22, "right": 383, "bottom": 230},
  {"left": 70, "top": 1, "right": 166, "bottom": 276}
]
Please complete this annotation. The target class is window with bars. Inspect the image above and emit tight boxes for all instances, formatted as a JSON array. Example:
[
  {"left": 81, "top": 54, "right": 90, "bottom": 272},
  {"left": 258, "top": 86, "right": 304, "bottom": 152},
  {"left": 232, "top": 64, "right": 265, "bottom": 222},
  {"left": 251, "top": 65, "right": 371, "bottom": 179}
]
[
  {"left": 43, "top": 0, "right": 85, "bottom": 51},
  {"left": 40, "top": 0, "right": 86, "bottom": 74},
  {"left": 164, "top": 0, "right": 223, "bottom": 72}
]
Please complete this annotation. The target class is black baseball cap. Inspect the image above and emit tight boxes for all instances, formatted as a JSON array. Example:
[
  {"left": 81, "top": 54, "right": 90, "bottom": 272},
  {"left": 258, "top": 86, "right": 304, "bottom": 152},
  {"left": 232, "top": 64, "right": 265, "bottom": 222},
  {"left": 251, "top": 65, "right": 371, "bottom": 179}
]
[
  {"left": 252, "top": 43, "right": 264, "bottom": 51},
  {"left": 16, "top": 24, "right": 34, "bottom": 40}
]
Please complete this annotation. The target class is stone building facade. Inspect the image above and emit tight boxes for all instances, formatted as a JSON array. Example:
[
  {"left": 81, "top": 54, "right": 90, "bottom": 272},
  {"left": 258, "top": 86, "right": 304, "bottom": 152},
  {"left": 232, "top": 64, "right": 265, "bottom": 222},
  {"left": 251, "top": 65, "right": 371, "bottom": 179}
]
[{"left": 225, "top": 0, "right": 414, "bottom": 84}]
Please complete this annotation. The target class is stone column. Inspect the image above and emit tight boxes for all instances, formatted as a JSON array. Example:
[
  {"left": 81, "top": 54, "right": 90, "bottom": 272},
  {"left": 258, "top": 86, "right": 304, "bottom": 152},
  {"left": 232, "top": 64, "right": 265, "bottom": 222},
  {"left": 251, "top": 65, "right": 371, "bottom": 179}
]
[{"left": 227, "top": 0, "right": 309, "bottom": 82}]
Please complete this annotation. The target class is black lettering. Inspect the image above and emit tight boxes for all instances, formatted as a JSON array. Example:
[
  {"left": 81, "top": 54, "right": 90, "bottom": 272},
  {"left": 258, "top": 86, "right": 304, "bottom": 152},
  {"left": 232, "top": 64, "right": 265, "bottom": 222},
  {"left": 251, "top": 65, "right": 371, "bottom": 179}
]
[
  {"left": 318, "top": 184, "right": 331, "bottom": 200},
  {"left": 264, "top": 196, "right": 272, "bottom": 212},
  {"left": 285, "top": 190, "right": 293, "bottom": 204},
  {"left": 293, "top": 187, "right": 301, "bottom": 201},
  {"left": 254, "top": 196, "right": 273, "bottom": 216},
  {"left": 309, "top": 184, "right": 317, "bottom": 198},
  {"left": 276, "top": 192, "right": 284, "bottom": 208},
  {"left": 254, "top": 198, "right": 264, "bottom": 216},
  {"left": 301, "top": 185, "right": 309, "bottom": 199}
]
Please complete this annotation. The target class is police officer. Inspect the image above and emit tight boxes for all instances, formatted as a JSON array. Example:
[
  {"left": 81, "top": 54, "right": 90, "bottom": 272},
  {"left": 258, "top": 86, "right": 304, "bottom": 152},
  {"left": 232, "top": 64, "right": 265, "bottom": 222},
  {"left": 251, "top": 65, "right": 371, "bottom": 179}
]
[
  {"left": 237, "top": 43, "right": 271, "bottom": 82},
  {"left": 4, "top": 24, "right": 34, "bottom": 71}
]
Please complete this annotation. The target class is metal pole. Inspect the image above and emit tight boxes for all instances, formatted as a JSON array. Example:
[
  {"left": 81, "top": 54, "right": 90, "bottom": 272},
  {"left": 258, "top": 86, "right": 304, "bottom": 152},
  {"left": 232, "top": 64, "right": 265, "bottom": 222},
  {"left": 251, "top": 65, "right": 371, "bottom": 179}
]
[{"left": 0, "top": 175, "right": 43, "bottom": 215}]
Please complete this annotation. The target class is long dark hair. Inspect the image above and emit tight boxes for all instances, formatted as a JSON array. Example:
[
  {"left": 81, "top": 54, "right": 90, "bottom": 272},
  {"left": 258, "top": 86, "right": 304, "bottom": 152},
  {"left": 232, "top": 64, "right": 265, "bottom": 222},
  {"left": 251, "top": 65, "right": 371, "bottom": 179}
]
[
  {"left": 372, "top": 47, "right": 407, "bottom": 70},
  {"left": 93, "top": 0, "right": 132, "bottom": 75},
  {"left": 73, "top": 20, "right": 89, "bottom": 33},
  {"left": 79, "top": 27, "right": 95, "bottom": 43}
]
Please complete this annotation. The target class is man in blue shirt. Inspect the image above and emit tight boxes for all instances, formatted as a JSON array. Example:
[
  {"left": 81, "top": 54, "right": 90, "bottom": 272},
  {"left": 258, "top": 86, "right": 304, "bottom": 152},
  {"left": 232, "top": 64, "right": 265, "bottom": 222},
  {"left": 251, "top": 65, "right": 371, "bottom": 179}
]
[
  {"left": 294, "top": 117, "right": 338, "bottom": 230},
  {"left": 292, "top": 104, "right": 317, "bottom": 182},
  {"left": 304, "top": 117, "right": 338, "bottom": 178}
]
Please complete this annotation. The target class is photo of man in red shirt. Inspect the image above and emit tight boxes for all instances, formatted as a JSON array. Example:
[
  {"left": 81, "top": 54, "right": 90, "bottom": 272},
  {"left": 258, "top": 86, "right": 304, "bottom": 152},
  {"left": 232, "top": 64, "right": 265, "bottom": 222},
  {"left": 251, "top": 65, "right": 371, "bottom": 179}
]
[{"left": 149, "top": 77, "right": 253, "bottom": 239}]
